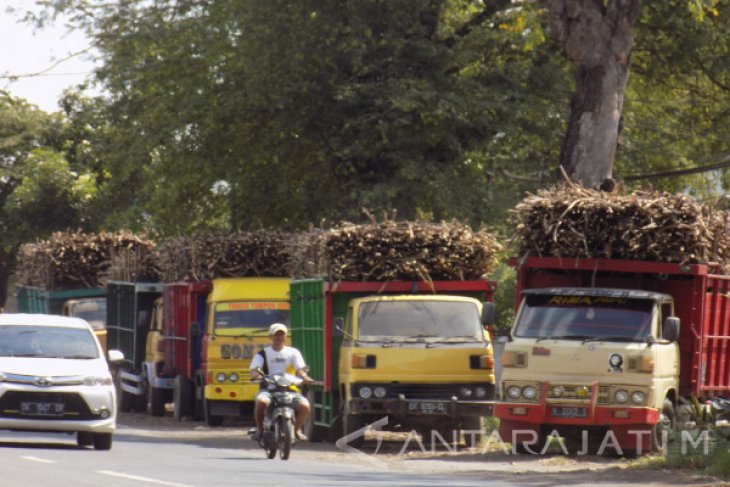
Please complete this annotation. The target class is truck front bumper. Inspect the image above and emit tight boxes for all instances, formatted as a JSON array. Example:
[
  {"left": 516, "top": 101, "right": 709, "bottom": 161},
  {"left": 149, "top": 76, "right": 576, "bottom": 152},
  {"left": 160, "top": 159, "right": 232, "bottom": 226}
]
[{"left": 351, "top": 396, "right": 493, "bottom": 418}]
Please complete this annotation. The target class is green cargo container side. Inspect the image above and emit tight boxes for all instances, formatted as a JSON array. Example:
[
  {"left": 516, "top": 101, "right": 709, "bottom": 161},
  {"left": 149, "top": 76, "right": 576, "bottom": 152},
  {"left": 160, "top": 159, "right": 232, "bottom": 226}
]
[{"left": 16, "top": 285, "right": 105, "bottom": 315}]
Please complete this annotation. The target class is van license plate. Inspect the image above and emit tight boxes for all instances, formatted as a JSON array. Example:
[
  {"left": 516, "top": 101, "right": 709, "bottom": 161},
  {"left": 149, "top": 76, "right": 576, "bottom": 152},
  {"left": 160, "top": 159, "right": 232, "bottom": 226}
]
[
  {"left": 550, "top": 406, "right": 587, "bottom": 418},
  {"left": 408, "top": 401, "right": 448, "bottom": 414},
  {"left": 20, "top": 402, "right": 65, "bottom": 416}
]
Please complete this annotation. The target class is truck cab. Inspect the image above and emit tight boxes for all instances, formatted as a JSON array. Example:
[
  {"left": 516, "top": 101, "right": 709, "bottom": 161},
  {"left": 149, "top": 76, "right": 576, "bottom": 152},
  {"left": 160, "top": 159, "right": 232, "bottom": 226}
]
[
  {"left": 498, "top": 287, "right": 680, "bottom": 454},
  {"left": 62, "top": 297, "right": 108, "bottom": 351},
  {"left": 339, "top": 294, "right": 495, "bottom": 445}
]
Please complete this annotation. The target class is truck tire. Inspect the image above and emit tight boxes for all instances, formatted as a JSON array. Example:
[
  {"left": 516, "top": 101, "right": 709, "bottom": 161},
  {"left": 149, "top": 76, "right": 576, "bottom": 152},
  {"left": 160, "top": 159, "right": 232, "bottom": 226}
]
[
  {"left": 461, "top": 416, "right": 484, "bottom": 448},
  {"left": 149, "top": 384, "right": 166, "bottom": 417},
  {"left": 651, "top": 399, "right": 676, "bottom": 454},
  {"left": 174, "top": 375, "right": 193, "bottom": 421},
  {"left": 343, "top": 413, "right": 366, "bottom": 448},
  {"left": 204, "top": 398, "right": 224, "bottom": 426}
]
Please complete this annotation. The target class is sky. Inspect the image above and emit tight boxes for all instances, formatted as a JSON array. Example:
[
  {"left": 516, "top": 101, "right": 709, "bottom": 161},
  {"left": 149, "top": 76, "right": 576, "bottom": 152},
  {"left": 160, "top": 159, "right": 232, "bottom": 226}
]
[{"left": 0, "top": 1, "right": 97, "bottom": 113}]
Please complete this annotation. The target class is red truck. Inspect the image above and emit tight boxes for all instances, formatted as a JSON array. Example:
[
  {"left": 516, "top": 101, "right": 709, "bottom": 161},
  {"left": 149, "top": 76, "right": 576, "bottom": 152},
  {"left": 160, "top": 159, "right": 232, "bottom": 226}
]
[{"left": 496, "top": 257, "right": 730, "bottom": 456}]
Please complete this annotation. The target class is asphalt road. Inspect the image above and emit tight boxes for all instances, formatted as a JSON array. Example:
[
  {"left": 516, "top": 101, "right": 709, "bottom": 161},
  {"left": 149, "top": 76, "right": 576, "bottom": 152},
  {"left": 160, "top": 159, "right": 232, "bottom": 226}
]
[{"left": 0, "top": 413, "right": 725, "bottom": 487}]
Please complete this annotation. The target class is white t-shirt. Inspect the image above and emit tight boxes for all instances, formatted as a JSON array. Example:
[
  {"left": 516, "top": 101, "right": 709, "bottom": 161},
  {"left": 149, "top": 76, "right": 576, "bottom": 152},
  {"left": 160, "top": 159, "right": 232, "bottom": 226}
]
[{"left": 250, "top": 345, "right": 306, "bottom": 376}]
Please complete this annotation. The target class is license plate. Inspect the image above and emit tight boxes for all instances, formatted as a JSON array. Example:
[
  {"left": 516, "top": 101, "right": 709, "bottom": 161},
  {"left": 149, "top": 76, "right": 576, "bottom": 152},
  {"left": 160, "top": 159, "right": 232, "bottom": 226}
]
[
  {"left": 550, "top": 406, "right": 587, "bottom": 418},
  {"left": 20, "top": 402, "right": 65, "bottom": 417},
  {"left": 407, "top": 401, "right": 448, "bottom": 414}
]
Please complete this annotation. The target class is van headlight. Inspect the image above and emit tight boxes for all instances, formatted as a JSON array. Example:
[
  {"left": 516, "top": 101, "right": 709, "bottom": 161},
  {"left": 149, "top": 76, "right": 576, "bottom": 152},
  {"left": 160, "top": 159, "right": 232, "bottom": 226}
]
[{"left": 83, "top": 375, "right": 113, "bottom": 386}]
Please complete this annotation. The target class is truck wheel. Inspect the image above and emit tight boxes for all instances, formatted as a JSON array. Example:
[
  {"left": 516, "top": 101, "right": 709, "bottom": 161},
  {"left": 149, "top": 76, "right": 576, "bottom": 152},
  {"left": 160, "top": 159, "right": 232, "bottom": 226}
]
[
  {"left": 204, "top": 398, "right": 224, "bottom": 426},
  {"left": 461, "top": 417, "right": 484, "bottom": 448},
  {"left": 343, "top": 413, "right": 366, "bottom": 448},
  {"left": 93, "top": 433, "right": 113, "bottom": 451},
  {"left": 651, "top": 399, "right": 676, "bottom": 454},
  {"left": 133, "top": 390, "right": 148, "bottom": 413},
  {"left": 174, "top": 375, "right": 193, "bottom": 420},
  {"left": 149, "top": 384, "right": 166, "bottom": 417},
  {"left": 513, "top": 429, "right": 546, "bottom": 455},
  {"left": 119, "top": 390, "right": 134, "bottom": 413}
]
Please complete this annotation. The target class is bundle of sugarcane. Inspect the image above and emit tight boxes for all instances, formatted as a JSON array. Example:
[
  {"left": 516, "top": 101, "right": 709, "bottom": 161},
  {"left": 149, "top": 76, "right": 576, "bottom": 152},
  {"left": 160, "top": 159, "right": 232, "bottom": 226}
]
[
  {"left": 510, "top": 184, "right": 730, "bottom": 270},
  {"left": 16, "top": 230, "right": 159, "bottom": 289},
  {"left": 302, "top": 219, "right": 502, "bottom": 281},
  {"left": 158, "top": 230, "right": 293, "bottom": 282}
]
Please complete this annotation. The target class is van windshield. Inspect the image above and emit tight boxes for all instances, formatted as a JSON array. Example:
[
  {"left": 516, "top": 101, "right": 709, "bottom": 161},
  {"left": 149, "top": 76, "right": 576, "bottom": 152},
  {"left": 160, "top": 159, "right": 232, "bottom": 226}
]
[
  {"left": 357, "top": 300, "right": 483, "bottom": 341},
  {"left": 514, "top": 294, "right": 654, "bottom": 341},
  {"left": 212, "top": 301, "right": 290, "bottom": 336},
  {"left": 0, "top": 325, "right": 99, "bottom": 359}
]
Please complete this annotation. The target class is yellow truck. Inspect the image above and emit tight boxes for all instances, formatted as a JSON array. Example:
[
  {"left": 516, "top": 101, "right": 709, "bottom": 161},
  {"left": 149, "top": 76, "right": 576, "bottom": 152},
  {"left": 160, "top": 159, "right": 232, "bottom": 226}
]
[
  {"left": 291, "top": 279, "right": 496, "bottom": 446},
  {"left": 188, "top": 278, "right": 291, "bottom": 426}
]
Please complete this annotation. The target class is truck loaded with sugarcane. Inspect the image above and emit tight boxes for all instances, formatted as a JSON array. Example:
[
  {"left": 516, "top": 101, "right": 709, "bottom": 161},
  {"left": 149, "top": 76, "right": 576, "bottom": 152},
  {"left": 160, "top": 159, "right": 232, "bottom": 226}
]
[{"left": 497, "top": 185, "right": 730, "bottom": 456}]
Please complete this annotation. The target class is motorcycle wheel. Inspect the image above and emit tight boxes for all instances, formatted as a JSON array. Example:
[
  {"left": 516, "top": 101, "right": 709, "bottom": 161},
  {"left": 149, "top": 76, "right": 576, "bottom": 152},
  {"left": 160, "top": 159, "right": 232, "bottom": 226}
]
[
  {"left": 279, "top": 416, "right": 293, "bottom": 460},
  {"left": 266, "top": 423, "right": 277, "bottom": 459}
]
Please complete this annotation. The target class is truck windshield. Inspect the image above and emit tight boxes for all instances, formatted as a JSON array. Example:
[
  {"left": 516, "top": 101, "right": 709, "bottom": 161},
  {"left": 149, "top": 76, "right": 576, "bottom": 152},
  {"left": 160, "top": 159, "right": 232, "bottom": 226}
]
[
  {"left": 69, "top": 299, "right": 107, "bottom": 331},
  {"left": 0, "top": 325, "right": 99, "bottom": 359},
  {"left": 212, "top": 301, "right": 290, "bottom": 336},
  {"left": 357, "top": 300, "right": 483, "bottom": 341},
  {"left": 514, "top": 294, "right": 654, "bottom": 341}
]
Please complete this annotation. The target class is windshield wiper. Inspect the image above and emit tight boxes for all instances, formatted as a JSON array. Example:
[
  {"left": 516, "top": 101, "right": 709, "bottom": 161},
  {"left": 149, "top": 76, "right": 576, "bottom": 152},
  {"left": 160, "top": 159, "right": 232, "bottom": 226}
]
[
  {"left": 534, "top": 335, "right": 592, "bottom": 343},
  {"left": 581, "top": 336, "right": 642, "bottom": 344}
]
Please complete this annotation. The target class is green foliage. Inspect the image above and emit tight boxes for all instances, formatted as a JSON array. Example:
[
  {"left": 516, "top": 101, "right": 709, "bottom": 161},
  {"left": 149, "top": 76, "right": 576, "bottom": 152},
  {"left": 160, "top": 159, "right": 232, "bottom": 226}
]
[{"left": 491, "top": 262, "right": 516, "bottom": 334}]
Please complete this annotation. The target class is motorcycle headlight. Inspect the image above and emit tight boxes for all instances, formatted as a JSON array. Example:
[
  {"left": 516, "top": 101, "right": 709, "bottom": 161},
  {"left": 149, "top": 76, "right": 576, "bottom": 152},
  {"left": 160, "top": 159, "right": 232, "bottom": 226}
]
[
  {"left": 631, "top": 391, "right": 646, "bottom": 404},
  {"left": 229, "top": 372, "right": 239, "bottom": 383},
  {"left": 459, "top": 386, "right": 473, "bottom": 398},
  {"left": 216, "top": 372, "right": 227, "bottom": 383},
  {"left": 83, "top": 375, "right": 113, "bottom": 386},
  {"left": 507, "top": 385, "right": 522, "bottom": 399},
  {"left": 474, "top": 387, "right": 487, "bottom": 399},
  {"left": 373, "top": 386, "right": 387, "bottom": 398},
  {"left": 522, "top": 386, "right": 537, "bottom": 400},
  {"left": 615, "top": 390, "right": 629, "bottom": 403},
  {"left": 358, "top": 386, "right": 372, "bottom": 399}
]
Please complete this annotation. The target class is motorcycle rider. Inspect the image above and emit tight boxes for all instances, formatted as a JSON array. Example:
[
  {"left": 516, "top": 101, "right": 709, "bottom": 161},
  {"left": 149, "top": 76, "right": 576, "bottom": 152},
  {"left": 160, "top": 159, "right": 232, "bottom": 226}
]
[{"left": 250, "top": 323, "right": 313, "bottom": 442}]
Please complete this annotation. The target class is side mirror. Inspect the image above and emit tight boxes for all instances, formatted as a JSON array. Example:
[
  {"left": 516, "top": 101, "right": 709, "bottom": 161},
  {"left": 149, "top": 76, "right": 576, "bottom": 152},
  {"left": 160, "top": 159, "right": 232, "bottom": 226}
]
[
  {"left": 663, "top": 316, "right": 680, "bottom": 342},
  {"left": 108, "top": 349, "right": 124, "bottom": 363},
  {"left": 481, "top": 302, "right": 496, "bottom": 327},
  {"left": 333, "top": 317, "right": 345, "bottom": 336},
  {"left": 189, "top": 322, "right": 201, "bottom": 338}
]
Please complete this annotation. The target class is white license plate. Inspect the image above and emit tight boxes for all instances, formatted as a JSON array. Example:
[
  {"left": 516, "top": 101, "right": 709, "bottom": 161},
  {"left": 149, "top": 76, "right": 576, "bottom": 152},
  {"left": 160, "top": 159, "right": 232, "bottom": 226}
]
[
  {"left": 408, "top": 401, "right": 448, "bottom": 414},
  {"left": 20, "top": 402, "right": 65, "bottom": 416},
  {"left": 550, "top": 406, "right": 587, "bottom": 418}
]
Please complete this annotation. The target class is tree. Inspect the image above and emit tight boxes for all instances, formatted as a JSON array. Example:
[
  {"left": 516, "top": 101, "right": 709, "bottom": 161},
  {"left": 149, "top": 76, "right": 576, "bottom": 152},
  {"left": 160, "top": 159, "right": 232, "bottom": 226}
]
[{"left": 549, "top": 0, "right": 642, "bottom": 188}]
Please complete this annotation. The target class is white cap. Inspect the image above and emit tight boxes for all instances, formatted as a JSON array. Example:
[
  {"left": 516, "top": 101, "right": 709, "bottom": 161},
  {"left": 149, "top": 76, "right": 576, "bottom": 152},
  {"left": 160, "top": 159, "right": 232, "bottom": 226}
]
[{"left": 269, "top": 323, "right": 288, "bottom": 336}]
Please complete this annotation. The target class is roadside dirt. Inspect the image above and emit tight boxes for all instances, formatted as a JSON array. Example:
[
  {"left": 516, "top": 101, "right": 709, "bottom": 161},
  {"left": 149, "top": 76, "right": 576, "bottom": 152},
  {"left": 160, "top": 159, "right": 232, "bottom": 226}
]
[{"left": 117, "top": 412, "right": 728, "bottom": 486}]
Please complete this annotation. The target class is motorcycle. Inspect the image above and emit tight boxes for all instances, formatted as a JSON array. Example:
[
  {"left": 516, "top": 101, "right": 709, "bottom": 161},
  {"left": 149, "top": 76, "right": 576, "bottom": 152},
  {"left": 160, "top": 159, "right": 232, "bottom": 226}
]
[
  {"left": 710, "top": 397, "right": 730, "bottom": 424},
  {"left": 250, "top": 369, "right": 310, "bottom": 460}
]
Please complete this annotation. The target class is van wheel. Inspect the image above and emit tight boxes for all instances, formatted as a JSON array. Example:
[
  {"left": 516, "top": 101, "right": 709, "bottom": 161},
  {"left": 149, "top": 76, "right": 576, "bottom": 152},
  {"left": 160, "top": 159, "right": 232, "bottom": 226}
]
[
  {"left": 93, "top": 433, "right": 113, "bottom": 451},
  {"left": 77, "top": 431, "right": 93, "bottom": 447}
]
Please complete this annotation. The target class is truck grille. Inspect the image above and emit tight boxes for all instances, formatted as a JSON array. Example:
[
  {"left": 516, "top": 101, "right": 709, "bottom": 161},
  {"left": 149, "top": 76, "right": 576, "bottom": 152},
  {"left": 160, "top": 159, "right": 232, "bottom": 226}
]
[
  {"left": 546, "top": 384, "right": 610, "bottom": 403},
  {"left": 0, "top": 391, "right": 95, "bottom": 420},
  {"left": 353, "top": 383, "right": 494, "bottom": 400}
]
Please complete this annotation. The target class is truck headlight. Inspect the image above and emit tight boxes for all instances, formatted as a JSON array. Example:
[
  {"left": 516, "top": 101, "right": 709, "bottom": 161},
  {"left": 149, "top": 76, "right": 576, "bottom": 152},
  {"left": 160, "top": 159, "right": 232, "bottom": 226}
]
[
  {"left": 374, "top": 386, "right": 387, "bottom": 398},
  {"left": 216, "top": 372, "right": 227, "bottom": 383},
  {"left": 552, "top": 386, "right": 564, "bottom": 397},
  {"left": 359, "top": 386, "right": 372, "bottom": 399},
  {"left": 475, "top": 387, "right": 488, "bottom": 398},
  {"left": 228, "top": 372, "right": 239, "bottom": 383},
  {"left": 459, "top": 387, "right": 473, "bottom": 398},
  {"left": 522, "top": 386, "right": 537, "bottom": 400},
  {"left": 615, "top": 390, "right": 629, "bottom": 403},
  {"left": 507, "top": 385, "right": 522, "bottom": 399},
  {"left": 631, "top": 391, "right": 646, "bottom": 404}
]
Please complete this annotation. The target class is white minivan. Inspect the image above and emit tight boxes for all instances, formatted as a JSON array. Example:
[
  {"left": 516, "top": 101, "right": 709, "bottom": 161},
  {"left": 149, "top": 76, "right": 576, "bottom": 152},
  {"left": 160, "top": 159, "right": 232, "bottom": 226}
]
[{"left": 0, "top": 314, "right": 123, "bottom": 450}]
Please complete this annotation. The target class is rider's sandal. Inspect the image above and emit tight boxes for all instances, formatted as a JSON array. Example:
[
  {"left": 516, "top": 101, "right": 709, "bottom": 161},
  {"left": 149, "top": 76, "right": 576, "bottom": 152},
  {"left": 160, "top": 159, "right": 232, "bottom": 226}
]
[{"left": 295, "top": 431, "right": 308, "bottom": 442}]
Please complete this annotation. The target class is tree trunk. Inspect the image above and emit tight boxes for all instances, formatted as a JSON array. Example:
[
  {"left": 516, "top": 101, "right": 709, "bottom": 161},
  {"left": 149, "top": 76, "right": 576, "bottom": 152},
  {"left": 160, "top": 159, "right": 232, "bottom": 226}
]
[{"left": 549, "top": 0, "right": 642, "bottom": 188}]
